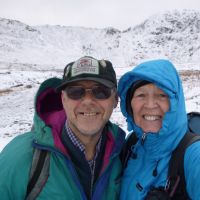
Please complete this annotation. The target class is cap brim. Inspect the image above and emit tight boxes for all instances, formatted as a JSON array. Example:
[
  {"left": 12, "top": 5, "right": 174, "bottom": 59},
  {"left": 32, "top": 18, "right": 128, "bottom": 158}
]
[{"left": 56, "top": 77, "right": 116, "bottom": 92}]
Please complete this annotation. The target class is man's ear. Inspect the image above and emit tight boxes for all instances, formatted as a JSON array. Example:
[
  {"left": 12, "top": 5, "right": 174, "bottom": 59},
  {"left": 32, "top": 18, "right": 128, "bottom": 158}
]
[{"left": 61, "top": 91, "right": 65, "bottom": 104}]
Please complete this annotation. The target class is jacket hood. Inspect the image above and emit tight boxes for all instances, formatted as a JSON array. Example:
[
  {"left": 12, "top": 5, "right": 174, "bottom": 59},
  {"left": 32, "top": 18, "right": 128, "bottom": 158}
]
[
  {"left": 118, "top": 59, "right": 188, "bottom": 159},
  {"left": 34, "top": 77, "right": 64, "bottom": 127},
  {"left": 32, "top": 77, "right": 68, "bottom": 152}
]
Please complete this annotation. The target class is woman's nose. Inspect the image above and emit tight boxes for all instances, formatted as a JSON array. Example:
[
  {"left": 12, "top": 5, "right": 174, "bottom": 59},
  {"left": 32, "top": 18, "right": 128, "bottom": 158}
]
[{"left": 144, "top": 96, "right": 158, "bottom": 108}]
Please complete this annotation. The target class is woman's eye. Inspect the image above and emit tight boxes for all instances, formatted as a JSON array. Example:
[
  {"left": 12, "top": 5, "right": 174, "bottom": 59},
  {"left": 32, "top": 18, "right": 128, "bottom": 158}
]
[{"left": 159, "top": 93, "right": 168, "bottom": 98}]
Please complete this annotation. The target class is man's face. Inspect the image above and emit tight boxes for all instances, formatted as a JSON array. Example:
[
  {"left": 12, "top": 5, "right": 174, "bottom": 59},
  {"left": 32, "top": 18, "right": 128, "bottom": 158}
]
[
  {"left": 131, "top": 83, "right": 169, "bottom": 133},
  {"left": 61, "top": 80, "right": 117, "bottom": 140}
]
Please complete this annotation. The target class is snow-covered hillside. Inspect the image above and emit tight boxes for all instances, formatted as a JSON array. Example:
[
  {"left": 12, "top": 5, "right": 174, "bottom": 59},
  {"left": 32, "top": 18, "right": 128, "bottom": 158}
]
[
  {"left": 0, "top": 9, "right": 200, "bottom": 151},
  {"left": 0, "top": 9, "right": 200, "bottom": 69}
]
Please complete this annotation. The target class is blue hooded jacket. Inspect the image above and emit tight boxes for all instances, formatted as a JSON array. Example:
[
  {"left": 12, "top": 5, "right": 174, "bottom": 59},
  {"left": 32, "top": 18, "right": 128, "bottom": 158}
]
[{"left": 118, "top": 59, "right": 200, "bottom": 199}]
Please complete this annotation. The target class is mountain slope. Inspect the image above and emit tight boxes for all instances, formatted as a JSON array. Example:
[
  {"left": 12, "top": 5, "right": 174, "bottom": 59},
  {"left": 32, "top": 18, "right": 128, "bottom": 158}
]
[{"left": 0, "top": 9, "right": 200, "bottom": 69}]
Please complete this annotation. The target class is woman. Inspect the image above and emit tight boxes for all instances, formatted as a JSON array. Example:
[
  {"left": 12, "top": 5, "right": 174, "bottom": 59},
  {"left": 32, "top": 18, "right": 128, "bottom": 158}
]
[{"left": 118, "top": 59, "right": 200, "bottom": 199}]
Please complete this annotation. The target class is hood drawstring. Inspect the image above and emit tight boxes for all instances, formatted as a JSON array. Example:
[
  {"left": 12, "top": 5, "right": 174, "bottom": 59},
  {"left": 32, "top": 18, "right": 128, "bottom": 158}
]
[{"left": 152, "top": 160, "right": 159, "bottom": 177}]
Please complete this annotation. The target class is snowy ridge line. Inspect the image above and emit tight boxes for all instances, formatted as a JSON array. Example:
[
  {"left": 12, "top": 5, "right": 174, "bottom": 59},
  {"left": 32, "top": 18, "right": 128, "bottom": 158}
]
[{"left": 1, "top": 10, "right": 200, "bottom": 67}]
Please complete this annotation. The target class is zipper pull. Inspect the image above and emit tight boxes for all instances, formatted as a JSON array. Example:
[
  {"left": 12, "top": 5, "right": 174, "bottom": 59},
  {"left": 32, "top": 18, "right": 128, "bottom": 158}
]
[{"left": 141, "top": 133, "right": 147, "bottom": 145}]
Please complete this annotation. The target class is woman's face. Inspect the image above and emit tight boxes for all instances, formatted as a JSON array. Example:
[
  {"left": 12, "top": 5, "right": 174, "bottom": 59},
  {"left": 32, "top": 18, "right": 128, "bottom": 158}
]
[{"left": 131, "top": 83, "right": 170, "bottom": 133}]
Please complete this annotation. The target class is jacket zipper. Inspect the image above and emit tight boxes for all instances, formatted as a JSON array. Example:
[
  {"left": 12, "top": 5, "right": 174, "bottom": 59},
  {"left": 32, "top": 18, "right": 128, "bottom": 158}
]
[
  {"left": 90, "top": 160, "right": 96, "bottom": 199},
  {"left": 141, "top": 132, "right": 147, "bottom": 145}
]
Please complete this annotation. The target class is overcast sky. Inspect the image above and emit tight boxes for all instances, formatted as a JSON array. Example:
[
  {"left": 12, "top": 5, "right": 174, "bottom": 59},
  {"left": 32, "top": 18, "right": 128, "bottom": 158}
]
[{"left": 0, "top": 0, "right": 199, "bottom": 30}]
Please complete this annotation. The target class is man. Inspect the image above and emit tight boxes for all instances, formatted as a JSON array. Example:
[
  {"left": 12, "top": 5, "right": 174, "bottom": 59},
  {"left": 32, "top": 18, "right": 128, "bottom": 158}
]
[{"left": 0, "top": 56, "right": 125, "bottom": 200}]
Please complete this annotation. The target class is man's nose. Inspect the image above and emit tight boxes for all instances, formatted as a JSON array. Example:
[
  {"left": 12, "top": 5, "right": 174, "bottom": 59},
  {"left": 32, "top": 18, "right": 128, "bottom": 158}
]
[{"left": 82, "top": 89, "right": 95, "bottom": 101}]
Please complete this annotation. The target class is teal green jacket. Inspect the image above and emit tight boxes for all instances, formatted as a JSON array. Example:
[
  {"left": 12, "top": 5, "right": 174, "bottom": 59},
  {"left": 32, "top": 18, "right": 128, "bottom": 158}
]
[{"left": 0, "top": 78, "right": 125, "bottom": 200}]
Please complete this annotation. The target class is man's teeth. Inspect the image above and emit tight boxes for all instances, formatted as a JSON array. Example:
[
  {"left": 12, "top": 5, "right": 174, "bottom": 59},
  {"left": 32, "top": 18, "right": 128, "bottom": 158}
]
[
  {"left": 144, "top": 115, "right": 160, "bottom": 121},
  {"left": 82, "top": 112, "right": 97, "bottom": 116}
]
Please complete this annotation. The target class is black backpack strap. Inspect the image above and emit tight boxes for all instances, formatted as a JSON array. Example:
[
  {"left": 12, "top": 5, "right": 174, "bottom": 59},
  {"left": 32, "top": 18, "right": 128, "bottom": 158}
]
[
  {"left": 120, "top": 132, "right": 138, "bottom": 169},
  {"left": 26, "top": 149, "right": 50, "bottom": 200},
  {"left": 167, "top": 132, "right": 200, "bottom": 199}
]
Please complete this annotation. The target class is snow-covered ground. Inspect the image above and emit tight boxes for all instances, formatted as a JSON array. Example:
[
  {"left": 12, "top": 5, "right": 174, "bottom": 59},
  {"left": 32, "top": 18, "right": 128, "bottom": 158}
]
[{"left": 0, "top": 64, "right": 200, "bottom": 152}]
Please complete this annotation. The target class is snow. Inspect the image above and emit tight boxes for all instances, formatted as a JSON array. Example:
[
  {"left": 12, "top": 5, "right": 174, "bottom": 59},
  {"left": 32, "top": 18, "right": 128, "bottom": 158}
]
[
  {"left": 0, "top": 10, "right": 200, "bottom": 152},
  {"left": 1, "top": 10, "right": 200, "bottom": 69}
]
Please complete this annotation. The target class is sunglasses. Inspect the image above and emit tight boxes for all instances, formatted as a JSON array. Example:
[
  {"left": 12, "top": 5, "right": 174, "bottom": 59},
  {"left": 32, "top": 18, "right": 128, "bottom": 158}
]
[{"left": 64, "top": 85, "right": 114, "bottom": 100}]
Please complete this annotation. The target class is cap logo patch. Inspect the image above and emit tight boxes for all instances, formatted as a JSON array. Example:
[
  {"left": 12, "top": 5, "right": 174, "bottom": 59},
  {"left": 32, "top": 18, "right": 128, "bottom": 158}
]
[{"left": 71, "top": 58, "right": 99, "bottom": 77}]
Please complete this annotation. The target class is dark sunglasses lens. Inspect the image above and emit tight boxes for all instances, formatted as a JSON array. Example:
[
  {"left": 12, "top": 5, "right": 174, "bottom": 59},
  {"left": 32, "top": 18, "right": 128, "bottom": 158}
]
[
  {"left": 66, "top": 87, "right": 85, "bottom": 100},
  {"left": 92, "top": 86, "right": 112, "bottom": 99}
]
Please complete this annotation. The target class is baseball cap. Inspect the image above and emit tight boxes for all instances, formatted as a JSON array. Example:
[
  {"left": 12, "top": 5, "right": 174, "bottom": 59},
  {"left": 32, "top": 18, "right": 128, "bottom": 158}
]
[{"left": 56, "top": 56, "right": 117, "bottom": 91}]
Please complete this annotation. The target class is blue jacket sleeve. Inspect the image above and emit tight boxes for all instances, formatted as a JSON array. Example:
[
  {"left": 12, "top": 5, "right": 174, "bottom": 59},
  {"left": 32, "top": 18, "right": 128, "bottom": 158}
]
[{"left": 184, "top": 141, "right": 200, "bottom": 200}]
